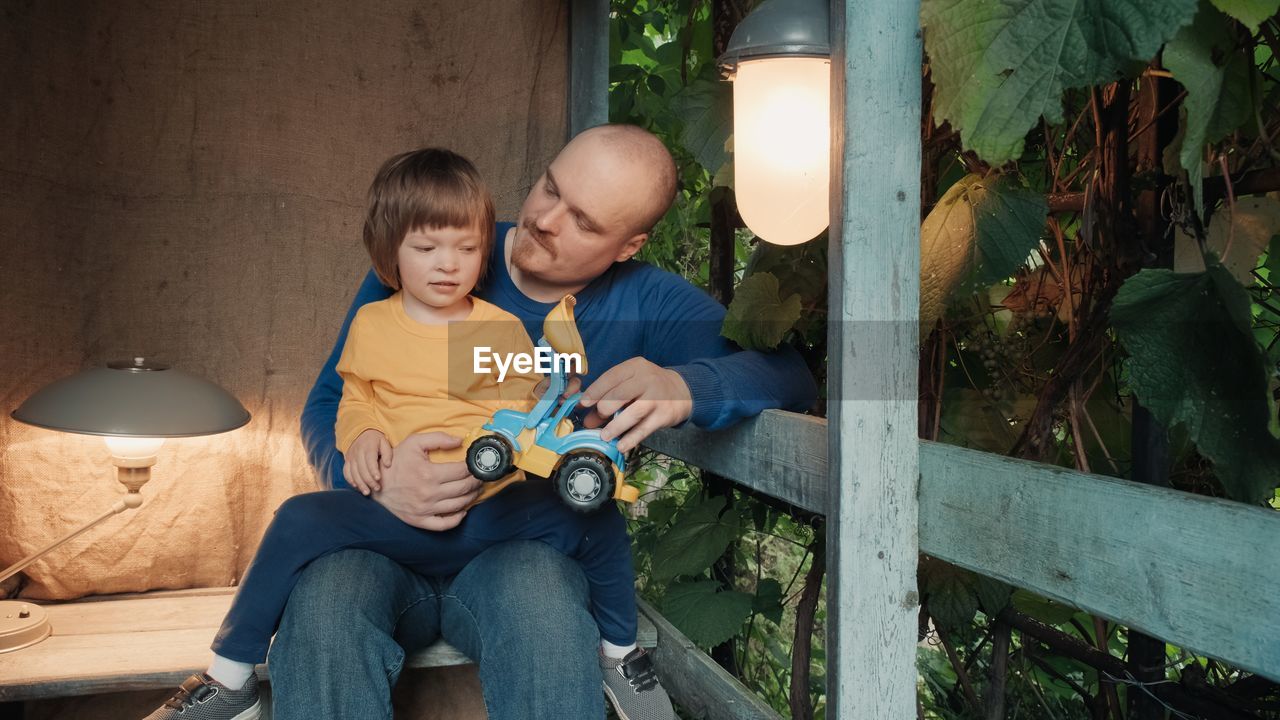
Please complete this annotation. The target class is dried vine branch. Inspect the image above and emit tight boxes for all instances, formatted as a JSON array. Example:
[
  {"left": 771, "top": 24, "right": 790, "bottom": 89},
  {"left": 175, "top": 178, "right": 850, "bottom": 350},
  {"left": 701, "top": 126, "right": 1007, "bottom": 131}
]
[{"left": 789, "top": 539, "right": 824, "bottom": 720}]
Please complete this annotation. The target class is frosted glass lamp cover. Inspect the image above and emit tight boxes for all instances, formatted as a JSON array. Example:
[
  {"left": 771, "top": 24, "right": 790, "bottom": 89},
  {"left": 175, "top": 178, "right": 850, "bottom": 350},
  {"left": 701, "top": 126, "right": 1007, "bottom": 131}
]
[{"left": 731, "top": 57, "right": 831, "bottom": 246}]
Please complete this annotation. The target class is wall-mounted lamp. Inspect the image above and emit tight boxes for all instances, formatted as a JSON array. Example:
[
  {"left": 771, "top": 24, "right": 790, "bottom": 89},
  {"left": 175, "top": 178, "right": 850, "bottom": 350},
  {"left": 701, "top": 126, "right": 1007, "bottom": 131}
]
[
  {"left": 0, "top": 358, "right": 249, "bottom": 653},
  {"left": 721, "top": 0, "right": 831, "bottom": 246}
]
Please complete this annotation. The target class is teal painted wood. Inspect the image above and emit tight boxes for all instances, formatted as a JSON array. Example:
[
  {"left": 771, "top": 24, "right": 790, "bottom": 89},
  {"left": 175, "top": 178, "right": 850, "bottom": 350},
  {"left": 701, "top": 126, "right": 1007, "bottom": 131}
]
[
  {"left": 637, "top": 599, "right": 782, "bottom": 720},
  {"left": 918, "top": 441, "right": 1280, "bottom": 682},
  {"left": 568, "top": 0, "right": 607, "bottom": 136},
  {"left": 646, "top": 411, "right": 827, "bottom": 514},
  {"left": 827, "top": 0, "right": 922, "bottom": 716},
  {"left": 645, "top": 414, "right": 1280, "bottom": 681}
]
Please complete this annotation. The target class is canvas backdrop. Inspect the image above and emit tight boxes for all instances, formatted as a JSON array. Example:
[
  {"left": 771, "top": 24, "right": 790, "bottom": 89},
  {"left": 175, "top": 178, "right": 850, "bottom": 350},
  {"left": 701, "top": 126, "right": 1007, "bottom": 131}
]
[{"left": 0, "top": 0, "right": 569, "bottom": 600}]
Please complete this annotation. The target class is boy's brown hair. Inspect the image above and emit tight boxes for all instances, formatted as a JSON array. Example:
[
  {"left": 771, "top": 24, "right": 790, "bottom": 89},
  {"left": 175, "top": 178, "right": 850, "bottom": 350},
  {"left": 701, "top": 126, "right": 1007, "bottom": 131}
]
[{"left": 363, "top": 148, "right": 496, "bottom": 290}]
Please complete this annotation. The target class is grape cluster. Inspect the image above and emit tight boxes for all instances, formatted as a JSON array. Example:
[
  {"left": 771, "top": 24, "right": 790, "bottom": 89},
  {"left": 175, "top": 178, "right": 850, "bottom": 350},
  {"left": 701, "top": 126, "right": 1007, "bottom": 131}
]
[{"left": 964, "top": 321, "right": 1034, "bottom": 403}]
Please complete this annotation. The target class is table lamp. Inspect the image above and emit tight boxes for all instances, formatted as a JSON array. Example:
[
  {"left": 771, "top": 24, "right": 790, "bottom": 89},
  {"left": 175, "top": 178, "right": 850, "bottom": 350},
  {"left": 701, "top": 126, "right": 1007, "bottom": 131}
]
[{"left": 0, "top": 357, "right": 249, "bottom": 653}]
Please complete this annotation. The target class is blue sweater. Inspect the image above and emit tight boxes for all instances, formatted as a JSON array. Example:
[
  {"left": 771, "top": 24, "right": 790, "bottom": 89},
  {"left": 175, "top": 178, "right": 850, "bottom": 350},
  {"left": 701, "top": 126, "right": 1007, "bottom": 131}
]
[{"left": 301, "top": 222, "right": 817, "bottom": 489}]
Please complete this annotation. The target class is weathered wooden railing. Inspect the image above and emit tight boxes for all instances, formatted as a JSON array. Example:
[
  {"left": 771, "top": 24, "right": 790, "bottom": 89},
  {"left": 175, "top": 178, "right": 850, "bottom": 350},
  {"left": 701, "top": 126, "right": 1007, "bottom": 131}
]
[{"left": 644, "top": 409, "right": 1280, "bottom": 714}]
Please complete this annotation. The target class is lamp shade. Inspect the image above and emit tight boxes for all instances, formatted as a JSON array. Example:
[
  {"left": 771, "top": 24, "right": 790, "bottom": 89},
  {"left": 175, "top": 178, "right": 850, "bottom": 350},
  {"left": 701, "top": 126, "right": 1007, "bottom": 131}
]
[
  {"left": 719, "top": 0, "right": 829, "bottom": 67},
  {"left": 11, "top": 358, "right": 249, "bottom": 438}
]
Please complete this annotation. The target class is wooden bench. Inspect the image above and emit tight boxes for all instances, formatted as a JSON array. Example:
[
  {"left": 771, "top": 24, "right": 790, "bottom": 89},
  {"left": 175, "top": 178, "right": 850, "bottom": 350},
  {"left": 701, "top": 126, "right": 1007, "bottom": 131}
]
[{"left": 0, "top": 586, "right": 656, "bottom": 703}]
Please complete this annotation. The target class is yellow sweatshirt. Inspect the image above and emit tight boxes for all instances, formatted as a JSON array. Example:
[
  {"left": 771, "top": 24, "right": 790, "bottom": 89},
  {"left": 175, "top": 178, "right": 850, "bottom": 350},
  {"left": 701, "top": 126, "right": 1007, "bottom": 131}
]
[{"left": 335, "top": 293, "right": 540, "bottom": 464}]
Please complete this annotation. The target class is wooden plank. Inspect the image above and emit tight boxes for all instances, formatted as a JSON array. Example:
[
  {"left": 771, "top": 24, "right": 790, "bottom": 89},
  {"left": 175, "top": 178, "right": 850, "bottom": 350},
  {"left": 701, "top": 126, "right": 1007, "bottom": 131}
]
[
  {"left": 0, "top": 588, "right": 657, "bottom": 700},
  {"left": 568, "top": 0, "right": 608, "bottom": 136},
  {"left": 918, "top": 441, "right": 1280, "bottom": 682},
  {"left": 40, "top": 593, "right": 233, "bottom": 635},
  {"left": 637, "top": 598, "right": 781, "bottom": 720},
  {"left": 0, "top": 627, "right": 255, "bottom": 701},
  {"left": 827, "top": 0, "right": 922, "bottom": 717},
  {"left": 645, "top": 411, "right": 827, "bottom": 514},
  {"left": 647, "top": 412, "right": 1280, "bottom": 680}
]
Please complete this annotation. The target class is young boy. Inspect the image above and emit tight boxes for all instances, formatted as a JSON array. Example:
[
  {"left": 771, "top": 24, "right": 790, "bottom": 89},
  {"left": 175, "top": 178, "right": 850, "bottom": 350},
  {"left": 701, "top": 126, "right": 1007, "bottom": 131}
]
[{"left": 143, "top": 149, "right": 675, "bottom": 720}]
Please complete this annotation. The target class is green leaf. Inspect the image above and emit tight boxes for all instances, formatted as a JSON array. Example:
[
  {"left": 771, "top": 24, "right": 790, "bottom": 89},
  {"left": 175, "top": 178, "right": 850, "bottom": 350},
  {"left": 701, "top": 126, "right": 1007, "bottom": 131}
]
[
  {"left": 662, "top": 580, "right": 753, "bottom": 648},
  {"left": 652, "top": 495, "right": 742, "bottom": 580},
  {"left": 975, "top": 576, "right": 1013, "bottom": 615},
  {"left": 646, "top": 73, "right": 668, "bottom": 96},
  {"left": 920, "top": 173, "right": 1047, "bottom": 333},
  {"left": 671, "top": 73, "right": 733, "bottom": 176},
  {"left": 1165, "top": 4, "right": 1256, "bottom": 191},
  {"left": 643, "top": 496, "right": 680, "bottom": 528},
  {"left": 1081, "top": 371, "right": 1133, "bottom": 477},
  {"left": 939, "top": 388, "right": 1021, "bottom": 454},
  {"left": 1210, "top": 0, "right": 1280, "bottom": 30},
  {"left": 921, "top": 561, "right": 979, "bottom": 632},
  {"left": 1011, "top": 589, "right": 1080, "bottom": 626},
  {"left": 1266, "top": 233, "right": 1280, "bottom": 280},
  {"left": 721, "top": 272, "right": 803, "bottom": 351},
  {"left": 609, "top": 64, "right": 646, "bottom": 83},
  {"left": 921, "top": 0, "right": 1197, "bottom": 164},
  {"left": 969, "top": 176, "right": 1050, "bottom": 286},
  {"left": 1111, "top": 266, "right": 1280, "bottom": 502},
  {"left": 752, "top": 578, "right": 785, "bottom": 624}
]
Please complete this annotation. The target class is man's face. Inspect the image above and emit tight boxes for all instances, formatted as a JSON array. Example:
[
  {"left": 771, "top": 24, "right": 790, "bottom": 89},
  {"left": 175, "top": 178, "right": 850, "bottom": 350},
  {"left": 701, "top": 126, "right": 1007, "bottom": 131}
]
[{"left": 510, "top": 137, "right": 649, "bottom": 290}]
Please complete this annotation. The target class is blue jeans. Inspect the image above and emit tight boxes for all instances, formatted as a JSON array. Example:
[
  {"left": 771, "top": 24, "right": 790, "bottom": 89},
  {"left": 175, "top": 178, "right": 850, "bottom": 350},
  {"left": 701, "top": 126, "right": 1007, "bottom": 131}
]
[
  {"left": 266, "top": 542, "right": 606, "bottom": 719},
  {"left": 212, "top": 489, "right": 636, "bottom": 663}
]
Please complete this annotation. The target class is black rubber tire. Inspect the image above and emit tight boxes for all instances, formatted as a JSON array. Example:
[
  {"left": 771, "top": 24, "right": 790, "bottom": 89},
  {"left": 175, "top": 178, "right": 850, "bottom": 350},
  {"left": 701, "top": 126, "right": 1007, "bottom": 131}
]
[
  {"left": 553, "top": 452, "right": 613, "bottom": 513},
  {"left": 466, "top": 435, "right": 515, "bottom": 482}
]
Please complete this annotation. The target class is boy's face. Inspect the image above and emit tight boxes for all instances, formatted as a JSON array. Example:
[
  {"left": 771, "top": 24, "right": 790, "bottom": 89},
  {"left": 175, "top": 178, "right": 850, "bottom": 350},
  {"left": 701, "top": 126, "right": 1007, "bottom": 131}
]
[{"left": 396, "top": 225, "right": 485, "bottom": 314}]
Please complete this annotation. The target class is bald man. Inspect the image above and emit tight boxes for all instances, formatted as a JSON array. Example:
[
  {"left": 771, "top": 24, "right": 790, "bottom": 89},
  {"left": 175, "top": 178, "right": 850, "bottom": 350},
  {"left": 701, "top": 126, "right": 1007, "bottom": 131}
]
[{"left": 280, "top": 125, "right": 816, "bottom": 720}]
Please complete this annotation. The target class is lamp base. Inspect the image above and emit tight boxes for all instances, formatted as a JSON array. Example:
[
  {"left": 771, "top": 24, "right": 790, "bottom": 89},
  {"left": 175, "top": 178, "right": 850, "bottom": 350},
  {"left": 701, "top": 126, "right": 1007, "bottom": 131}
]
[{"left": 0, "top": 599, "right": 51, "bottom": 653}]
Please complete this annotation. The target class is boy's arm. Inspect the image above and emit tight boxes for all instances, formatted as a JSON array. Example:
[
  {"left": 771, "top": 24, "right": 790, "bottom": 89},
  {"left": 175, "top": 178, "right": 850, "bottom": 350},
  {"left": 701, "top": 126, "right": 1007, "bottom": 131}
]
[{"left": 300, "top": 269, "right": 394, "bottom": 489}]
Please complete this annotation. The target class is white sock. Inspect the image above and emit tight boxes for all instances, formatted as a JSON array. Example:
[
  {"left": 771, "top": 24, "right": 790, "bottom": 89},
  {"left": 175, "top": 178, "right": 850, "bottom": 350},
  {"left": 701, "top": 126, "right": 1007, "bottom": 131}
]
[
  {"left": 207, "top": 654, "right": 254, "bottom": 690},
  {"left": 601, "top": 640, "right": 638, "bottom": 659}
]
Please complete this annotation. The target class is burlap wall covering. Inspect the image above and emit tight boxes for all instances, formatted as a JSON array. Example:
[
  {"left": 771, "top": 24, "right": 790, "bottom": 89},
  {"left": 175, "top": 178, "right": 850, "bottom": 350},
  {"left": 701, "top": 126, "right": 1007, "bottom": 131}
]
[{"left": 0, "top": 0, "right": 568, "bottom": 600}]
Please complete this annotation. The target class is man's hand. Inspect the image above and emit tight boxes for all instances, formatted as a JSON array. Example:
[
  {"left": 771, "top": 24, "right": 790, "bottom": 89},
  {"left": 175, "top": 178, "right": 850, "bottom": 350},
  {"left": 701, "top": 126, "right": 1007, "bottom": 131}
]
[
  {"left": 579, "top": 357, "right": 693, "bottom": 453},
  {"left": 371, "top": 432, "right": 481, "bottom": 531}
]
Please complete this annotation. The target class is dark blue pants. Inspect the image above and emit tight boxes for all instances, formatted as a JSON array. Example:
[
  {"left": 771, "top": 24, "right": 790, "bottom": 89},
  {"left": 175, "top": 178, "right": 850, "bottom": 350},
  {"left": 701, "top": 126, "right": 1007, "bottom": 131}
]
[{"left": 211, "top": 481, "right": 636, "bottom": 663}]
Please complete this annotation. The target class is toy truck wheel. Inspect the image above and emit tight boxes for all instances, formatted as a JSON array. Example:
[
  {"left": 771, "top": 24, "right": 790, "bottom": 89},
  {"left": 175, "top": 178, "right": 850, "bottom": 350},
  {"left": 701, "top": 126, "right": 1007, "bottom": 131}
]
[
  {"left": 554, "top": 453, "right": 613, "bottom": 513},
  {"left": 467, "top": 435, "right": 514, "bottom": 482}
]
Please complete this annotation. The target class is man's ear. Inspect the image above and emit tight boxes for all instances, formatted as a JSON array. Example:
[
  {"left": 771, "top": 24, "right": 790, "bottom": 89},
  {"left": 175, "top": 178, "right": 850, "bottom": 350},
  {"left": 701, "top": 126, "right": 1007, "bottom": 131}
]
[{"left": 615, "top": 232, "right": 648, "bottom": 262}]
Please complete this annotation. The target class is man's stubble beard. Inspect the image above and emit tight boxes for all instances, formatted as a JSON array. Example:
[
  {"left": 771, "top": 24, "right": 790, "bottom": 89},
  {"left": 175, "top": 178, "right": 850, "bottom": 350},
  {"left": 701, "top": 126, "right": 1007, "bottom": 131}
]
[{"left": 511, "top": 222, "right": 556, "bottom": 272}]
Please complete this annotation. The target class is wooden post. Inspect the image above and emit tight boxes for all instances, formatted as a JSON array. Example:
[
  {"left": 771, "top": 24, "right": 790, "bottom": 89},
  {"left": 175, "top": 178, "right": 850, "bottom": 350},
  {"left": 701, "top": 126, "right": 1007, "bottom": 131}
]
[
  {"left": 568, "top": 0, "right": 608, "bottom": 137},
  {"left": 826, "top": 0, "right": 921, "bottom": 717}
]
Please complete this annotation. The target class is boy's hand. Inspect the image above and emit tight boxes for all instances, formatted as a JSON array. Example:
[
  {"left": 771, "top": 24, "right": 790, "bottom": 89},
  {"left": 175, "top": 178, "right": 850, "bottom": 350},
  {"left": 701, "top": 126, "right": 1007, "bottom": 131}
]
[{"left": 344, "top": 429, "right": 393, "bottom": 495}]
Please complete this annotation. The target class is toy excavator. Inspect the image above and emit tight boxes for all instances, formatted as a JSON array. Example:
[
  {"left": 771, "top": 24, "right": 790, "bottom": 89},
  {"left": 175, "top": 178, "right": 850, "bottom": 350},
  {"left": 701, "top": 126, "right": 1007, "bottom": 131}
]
[{"left": 464, "top": 295, "right": 639, "bottom": 513}]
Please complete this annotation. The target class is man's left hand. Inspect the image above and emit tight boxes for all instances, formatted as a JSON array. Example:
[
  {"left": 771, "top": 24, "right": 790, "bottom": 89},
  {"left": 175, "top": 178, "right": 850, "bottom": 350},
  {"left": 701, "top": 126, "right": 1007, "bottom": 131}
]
[{"left": 579, "top": 357, "right": 692, "bottom": 452}]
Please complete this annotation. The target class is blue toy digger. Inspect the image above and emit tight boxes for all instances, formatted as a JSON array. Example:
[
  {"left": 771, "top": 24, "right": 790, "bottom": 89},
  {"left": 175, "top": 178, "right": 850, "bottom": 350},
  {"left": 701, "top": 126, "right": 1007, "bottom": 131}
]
[{"left": 464, "top": 295, "right": 639, "bottom": 513}]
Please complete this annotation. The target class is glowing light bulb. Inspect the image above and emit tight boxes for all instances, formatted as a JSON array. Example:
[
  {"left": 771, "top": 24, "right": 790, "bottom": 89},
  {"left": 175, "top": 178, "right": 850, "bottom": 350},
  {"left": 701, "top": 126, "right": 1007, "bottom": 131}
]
[
  {"left": 103, "top": 436, "right": 165, "bottom": 460},
  {"left": 732, "top": 57, "right": 831, "bottom": 245}
]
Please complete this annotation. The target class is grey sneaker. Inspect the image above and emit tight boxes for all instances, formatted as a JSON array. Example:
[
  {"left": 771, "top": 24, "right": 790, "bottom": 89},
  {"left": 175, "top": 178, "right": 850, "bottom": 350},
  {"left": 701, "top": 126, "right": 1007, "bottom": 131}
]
[
  {"left": 143, "top": 673, "right": 261, "bottom": 720},
  {"left": 601, "top": 648, "right": 677, "bottom": 720}
]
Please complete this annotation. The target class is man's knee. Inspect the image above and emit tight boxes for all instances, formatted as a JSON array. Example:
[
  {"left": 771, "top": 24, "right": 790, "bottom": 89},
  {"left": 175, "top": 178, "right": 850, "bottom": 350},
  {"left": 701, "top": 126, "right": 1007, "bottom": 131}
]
[
  {"left": 276, "top": 550, "right": 421, "bottom": 648},
  {"left": 474, "top": 540, "right": 590, "bottom": 606},
  {"left": 445, "top": 541, "right": 596, "bottom": 653}
]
